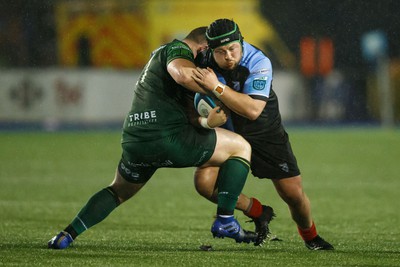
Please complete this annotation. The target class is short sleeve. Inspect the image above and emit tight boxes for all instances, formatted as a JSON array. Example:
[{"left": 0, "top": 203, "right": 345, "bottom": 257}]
[
  {"left": 242, "top": 56, "right": 272, "bottom": 99},
  {"left": 166, "top": 41, "right": 194, "bottom": 65}
]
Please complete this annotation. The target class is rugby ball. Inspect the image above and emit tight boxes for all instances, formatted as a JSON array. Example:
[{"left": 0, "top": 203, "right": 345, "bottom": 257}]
[{"left": 194, "top": 93, "right": 217, "bottom": 117}]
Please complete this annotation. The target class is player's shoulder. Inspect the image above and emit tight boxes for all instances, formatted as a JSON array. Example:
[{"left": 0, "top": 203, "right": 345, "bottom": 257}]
[
  {"left": 165, "top": 39, "right": 194, "bottom": 63},
  {"left": 242, "top": 42, "right": 271, "bottom": 68},
  {"left": 166, "top": 39, "right": 191, "bottom": 53}
]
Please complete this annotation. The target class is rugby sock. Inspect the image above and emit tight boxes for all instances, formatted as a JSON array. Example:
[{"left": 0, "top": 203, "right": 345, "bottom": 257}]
[
  {"left": 298, "top": 221, "right": 318, "bottom": 241},
  {"left": 217, "top": 156, "right": 250, "bottom": 215},
  {"left": 243, "top": 197, "right": 263, "bottom": 218},
  {"left": 66, "top": 187, "right": 121, "bottom": 238}
]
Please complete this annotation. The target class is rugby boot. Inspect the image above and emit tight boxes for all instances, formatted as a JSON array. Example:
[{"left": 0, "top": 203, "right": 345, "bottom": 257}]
[
  {"left": 211, "top": 216, "right": 257, "bottom": 244},
  {"left": 249, "top": 205, "right": 275, "bottom": 246},
  {"left": 48, "top": 231, "right": 73, "bottom": 249},
  {"left": 305, "top": 235, "right": 334, "bottom": 250}
]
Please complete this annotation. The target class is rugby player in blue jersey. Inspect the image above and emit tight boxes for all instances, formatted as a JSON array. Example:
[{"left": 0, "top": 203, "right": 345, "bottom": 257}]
[{"left": 192, "top": 19, "right": 333, "bottom": 250}]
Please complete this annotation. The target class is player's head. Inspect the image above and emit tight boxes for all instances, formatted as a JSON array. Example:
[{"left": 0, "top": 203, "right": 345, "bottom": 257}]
[
  {"left": 206, "top": 19, "right": 243, "bottom": 70},
  {"left": 184, "top": 26, "right": 208, "bottom": 55},
  {"left": 206, "top": 19, "right": 243, "bottom": 49}
]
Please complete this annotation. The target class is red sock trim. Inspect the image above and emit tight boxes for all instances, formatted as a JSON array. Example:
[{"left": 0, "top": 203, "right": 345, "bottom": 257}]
[
  {"left": 245, "top": 197, "right": 263, "bottom": 218},
  {"left": 298, "top": 221, "right": 317, "bottom": 241}
]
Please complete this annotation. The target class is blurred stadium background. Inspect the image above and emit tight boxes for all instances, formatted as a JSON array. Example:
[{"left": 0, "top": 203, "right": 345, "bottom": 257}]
[
  {"left": 1, "top": 0, "right": 400, "bottom": 130},
  {"left": 1, "top": 2, "right": 400, "bottom": 265}
]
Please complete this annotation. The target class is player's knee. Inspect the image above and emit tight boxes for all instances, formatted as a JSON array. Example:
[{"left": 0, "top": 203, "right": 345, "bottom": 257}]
[
  {"left": 235, "top": 135, "right": 251, "bottom": 160},
  {"left": 110, "top": 172, "right": 145, "bottom": 203},
  {"left": 109, "top": 184, "right": 131, "bottom": 203},
  {"left": 242, "top": 138, "right": 251, "bottom": 157}
]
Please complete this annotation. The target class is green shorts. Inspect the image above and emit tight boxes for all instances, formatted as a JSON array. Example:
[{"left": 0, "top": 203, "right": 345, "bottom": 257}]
[{"left": 118, "top": 125, "right": 216, "bottom": 183}]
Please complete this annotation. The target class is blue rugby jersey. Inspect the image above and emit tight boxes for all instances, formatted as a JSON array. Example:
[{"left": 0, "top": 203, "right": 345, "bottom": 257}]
[
  {"left": 199, "top": 41, "right": 286, "bottom": 143},
  {"left": 218, "top": 41, "right": 272, "bottom": 101}
]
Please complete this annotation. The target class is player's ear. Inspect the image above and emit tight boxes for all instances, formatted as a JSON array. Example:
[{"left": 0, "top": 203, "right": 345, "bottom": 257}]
[{"left": 200, "top": 44, "right": 208, "bottom": 52}]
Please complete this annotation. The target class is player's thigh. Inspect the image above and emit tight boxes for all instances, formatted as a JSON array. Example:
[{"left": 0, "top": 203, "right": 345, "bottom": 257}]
[
  {"left": 164, "top": 125, "right": 218, "bottom": 166},
  {"left": 205, "top": 127, "right": 251, "bottom": 166},
  {"left": 117, "top": 158, "right": 157, "bottom": 184},
  {"left": 122, "top": 125, "right": 217, "bottom": 169}
]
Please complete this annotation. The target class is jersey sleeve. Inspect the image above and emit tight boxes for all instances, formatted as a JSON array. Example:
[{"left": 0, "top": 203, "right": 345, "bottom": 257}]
[
  {"left": 166, "top": 40, "right": 194, "bottom": 65},
  {"left": 242, "top": 56, "right": 272, "bottom": 99}
]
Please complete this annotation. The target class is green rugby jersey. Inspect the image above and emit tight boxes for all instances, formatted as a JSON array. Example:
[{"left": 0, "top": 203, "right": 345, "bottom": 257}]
[{"left": 122, "top": 40, "right": 194, "bottom": 141}]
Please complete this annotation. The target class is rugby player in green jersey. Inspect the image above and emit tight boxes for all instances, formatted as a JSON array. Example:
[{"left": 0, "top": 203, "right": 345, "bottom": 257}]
[{"left": 48, "top": 27, "right": 257, "bottom": 249}]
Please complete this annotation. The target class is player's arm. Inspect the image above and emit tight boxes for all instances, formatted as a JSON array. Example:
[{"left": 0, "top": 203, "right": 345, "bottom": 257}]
[
  {"left": 184, "top": 93, "right": 203, "bottom": 127},
  {"left": 184, "top": 93, "right": 227, "bottom": 129},
  {"left": 167, "top": 58, "right": 208, "bottom": 94},
  {"left": 192, "top": 67, "right": 266, "bottom": 120}
]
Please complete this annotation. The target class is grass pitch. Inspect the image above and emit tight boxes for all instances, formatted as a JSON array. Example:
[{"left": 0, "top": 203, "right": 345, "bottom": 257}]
[{"left": 0, "top": 127, "right": 399, "bottom": 266}]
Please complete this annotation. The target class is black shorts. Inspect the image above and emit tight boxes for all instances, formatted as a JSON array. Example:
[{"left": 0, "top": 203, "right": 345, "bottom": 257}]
[
  {"left": 118, "top": 125, "right": 216, "bottom": 183},
  {"left": 249, "top": 132, "right": 300, "bottom": 179}
]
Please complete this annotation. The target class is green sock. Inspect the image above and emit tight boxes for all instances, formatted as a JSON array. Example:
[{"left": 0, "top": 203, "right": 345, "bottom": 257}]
[
  {"left": 69, "top": 187, "right": 120, "bottom": 236},
  {"left": 217, "top": 156, "right": 250, "bottom": 215}
]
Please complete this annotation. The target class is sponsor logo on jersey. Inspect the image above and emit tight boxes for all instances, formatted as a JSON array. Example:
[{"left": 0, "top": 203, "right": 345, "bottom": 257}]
[
  {"left": 170, "top": 45, "right": 191, "bottom": 54},
  {"left": 128, "top": 160, "right": 173, "bottom": 168},
  {"left": 127, "top": 110, "right": 157, "bottom": 126},
  {"left": 251, "top": 68, "right": 269, "bottom": 75},
  {"left": 252, "top": 77, "right": 268, "bottom": 90}
]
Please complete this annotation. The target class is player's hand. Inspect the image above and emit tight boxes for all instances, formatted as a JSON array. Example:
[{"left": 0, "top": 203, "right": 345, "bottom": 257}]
[
  {"left": 207, "top": 106, "right": 227, "bottom": 128},
  {"left": 192, "top": 67, "right": 219, "bottom": 92}
]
